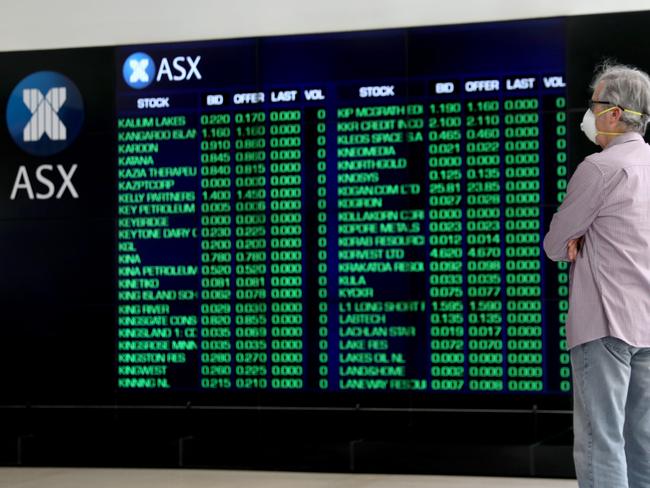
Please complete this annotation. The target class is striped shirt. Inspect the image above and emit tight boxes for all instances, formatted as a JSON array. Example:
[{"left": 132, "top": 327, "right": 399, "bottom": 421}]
[{"left": 544, "top": 132, "right": 650, "bottom": 348}]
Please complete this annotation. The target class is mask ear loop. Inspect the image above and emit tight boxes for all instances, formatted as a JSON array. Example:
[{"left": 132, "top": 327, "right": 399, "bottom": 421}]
[
  {"left": 594, "top": 106, "right": 618, "bottom": 117},
  {"left": 618, "top": 108, "right": 650, "bottom": 136},
  {"left": 596, "top": 106, "right": 646, "bottom": 117},
  {"left": 621, "top": 108, "right": 645, "bottom": 116}
]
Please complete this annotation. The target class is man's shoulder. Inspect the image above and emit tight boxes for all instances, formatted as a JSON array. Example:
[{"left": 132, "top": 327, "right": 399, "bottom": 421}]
[
  {"left": 575, "top": 157, "right": 606, "bottom": 177},
  {"left": 587, "top": 135, "right": 650, "bottom": 169}
]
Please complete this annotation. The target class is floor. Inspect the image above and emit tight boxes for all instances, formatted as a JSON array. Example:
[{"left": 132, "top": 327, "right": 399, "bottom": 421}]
[{"left": 0, "top": 468, "right": 578, "bottom": 488}]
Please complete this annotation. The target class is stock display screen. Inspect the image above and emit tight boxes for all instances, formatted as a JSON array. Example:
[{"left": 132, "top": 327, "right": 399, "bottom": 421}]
[
  {"left": 2, "top": 14, "right": 603, "bottom": 406},
  {"left": 113, "top": 17, "right": 571, "bottom": 396}
]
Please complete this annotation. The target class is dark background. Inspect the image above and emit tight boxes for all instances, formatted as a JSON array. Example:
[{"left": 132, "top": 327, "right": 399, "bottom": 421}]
[
  {"left": 0, "top": 47, "right": 116, "bottom": 406},
  {"left": 1, "top": 10, "right": 649, "bottom": 477}
]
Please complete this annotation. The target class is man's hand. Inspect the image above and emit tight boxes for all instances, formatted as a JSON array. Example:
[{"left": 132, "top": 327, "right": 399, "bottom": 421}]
[{"left": 567, "top": 237, "right": 584, "bottom": 262}]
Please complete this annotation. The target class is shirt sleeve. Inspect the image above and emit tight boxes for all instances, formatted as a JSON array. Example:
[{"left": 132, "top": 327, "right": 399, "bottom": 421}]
[{"left": 543, "top": 160, "right": 605, "bottom": 262}]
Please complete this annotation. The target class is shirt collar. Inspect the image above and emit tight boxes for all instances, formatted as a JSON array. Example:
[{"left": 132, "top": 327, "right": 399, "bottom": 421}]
[{"left": 606, "top": 131, "right": 644, "bottom": 148}]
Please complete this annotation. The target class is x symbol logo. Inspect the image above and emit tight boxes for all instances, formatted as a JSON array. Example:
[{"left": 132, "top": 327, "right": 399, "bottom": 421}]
[
  {"left": 22, "top": 87, "right": 67, "bottom": 142},
  {"left": 129, "top": 59, "right": 151, "bottom": 83}
]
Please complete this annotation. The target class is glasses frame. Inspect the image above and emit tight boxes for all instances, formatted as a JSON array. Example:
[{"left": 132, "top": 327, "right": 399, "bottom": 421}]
[{"left": 588, "top": 99, "right": 615, "bottom": 110}]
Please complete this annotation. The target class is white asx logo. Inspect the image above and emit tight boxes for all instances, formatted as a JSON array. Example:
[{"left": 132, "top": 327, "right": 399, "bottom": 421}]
[
  {"left": 22, "top": 87, "right": 67, "bottom": 142},
  {"left": 123, "top": 52, "right": 156, "bottom": 89},
  {"left": 122, "top": 51, "right": 202, "bottom": 89},
  {"left": 129, "top": 58, "right": 151, "bottom": 84},
  {"left": 6, "top": 71, "right": 84, "bottom": 198},
  {"left": 6, "top": 71, "right": 84, "bottom": 156}
]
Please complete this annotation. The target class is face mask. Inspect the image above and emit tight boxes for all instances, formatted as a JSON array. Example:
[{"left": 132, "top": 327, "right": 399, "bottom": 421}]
[
  {"left": 580, "top": 109, "right": 599, "bottom": 144},
  {"left": 580, "top": 105, "right": 643, "bottom": 144}
]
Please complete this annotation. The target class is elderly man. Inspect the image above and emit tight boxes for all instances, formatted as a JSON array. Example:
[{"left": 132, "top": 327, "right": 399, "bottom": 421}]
[{"left": 544, "top": 63, "right": 650, "bottom": 488}]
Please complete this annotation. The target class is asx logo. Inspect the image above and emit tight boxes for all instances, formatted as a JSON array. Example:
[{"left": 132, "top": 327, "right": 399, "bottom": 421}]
[
  {"left": 122, "top": 51, "right": 202, "bottom": 89},
  {"left": 5, "top": 71, "right": 84, "bottom": 157},
  {"left": 5, "top": 71, "right": 83, "bottom": 200}
]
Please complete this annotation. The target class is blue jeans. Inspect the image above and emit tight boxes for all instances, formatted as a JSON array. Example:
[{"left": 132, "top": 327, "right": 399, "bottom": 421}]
[{"left": 571, "top": 336, "right": 650, "bottom": 488}]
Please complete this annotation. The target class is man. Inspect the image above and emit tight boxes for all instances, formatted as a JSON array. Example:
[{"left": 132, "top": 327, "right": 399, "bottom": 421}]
[{"left": 544, "top": 63, "right": 650, "bottom": 488}]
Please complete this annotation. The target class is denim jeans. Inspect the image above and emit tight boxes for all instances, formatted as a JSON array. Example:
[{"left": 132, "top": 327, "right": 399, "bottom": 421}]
[{"left": 571, "top": 336, "right": 650, "bottom": 488}]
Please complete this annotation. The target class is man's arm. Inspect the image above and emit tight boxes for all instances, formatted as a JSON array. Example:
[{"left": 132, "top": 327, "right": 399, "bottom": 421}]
[{"left": 543, "top": 160, "right": 604, "bottom": 262}]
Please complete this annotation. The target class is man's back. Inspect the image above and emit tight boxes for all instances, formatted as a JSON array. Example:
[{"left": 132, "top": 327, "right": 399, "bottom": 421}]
[
  {"left": 582, "top": 133, "right": 650, "bottom": 346},
  {"left": 544, "top": 62, "right": 650, "bottom": 488},
  {"left": 544, "top": 132, "right": 650, "bottom": 347}
]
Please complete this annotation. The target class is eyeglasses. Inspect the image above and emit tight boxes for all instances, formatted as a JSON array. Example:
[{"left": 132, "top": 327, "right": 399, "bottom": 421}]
[{"left": 588, "top": 99, "right": 615, "bottom": 110}]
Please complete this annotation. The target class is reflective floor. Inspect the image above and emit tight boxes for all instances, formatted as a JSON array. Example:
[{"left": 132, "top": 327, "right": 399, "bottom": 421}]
[{"left": 0, "top": 468, "right": 578, "bottom": 488}]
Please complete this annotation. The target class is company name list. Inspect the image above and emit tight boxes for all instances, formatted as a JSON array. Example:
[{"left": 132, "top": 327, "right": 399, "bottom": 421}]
[{"left": 115, "top": 74, "right": 570, "bottom": 394}]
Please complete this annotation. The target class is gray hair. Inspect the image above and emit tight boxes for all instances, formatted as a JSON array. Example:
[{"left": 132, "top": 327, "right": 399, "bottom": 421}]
[{"left": 591, "top": 61, "right": 650, "bottom": 134}]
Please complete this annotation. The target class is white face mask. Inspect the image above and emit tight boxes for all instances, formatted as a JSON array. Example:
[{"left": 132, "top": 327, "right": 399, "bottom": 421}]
[
  {"left": 580, "top": 103, "right": 641, "bottom": 144},
  {"left": 580, "top": 109, "right": 598, "bottom": 144}
]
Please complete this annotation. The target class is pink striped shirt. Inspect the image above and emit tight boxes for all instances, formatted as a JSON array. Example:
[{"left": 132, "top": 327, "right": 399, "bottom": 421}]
[{"left": 544, "top": 132, "right": 650, "bottom": 348}]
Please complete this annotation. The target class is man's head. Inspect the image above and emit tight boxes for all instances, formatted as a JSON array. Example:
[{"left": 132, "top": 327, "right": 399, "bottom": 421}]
[{"left": 585, "top": 62, "right": 650, "bottom": 147}]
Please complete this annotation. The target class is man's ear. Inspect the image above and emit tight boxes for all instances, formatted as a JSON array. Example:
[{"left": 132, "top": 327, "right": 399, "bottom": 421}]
[{"left": 609, "top": 107, "right": 623, "bottom": 125}]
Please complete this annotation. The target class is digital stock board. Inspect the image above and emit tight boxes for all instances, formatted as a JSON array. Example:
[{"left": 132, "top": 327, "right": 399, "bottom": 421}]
[
  {"left": 3, "top": 13, "right": 619, "bottom": 407},
  {"left": 113, "top": 19, "right": 570, "bottom": 399}
]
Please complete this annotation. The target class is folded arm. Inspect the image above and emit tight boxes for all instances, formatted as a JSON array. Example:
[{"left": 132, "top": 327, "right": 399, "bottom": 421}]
[{"left": 543, "top": 160, "right": 604, "bottom": 262}]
